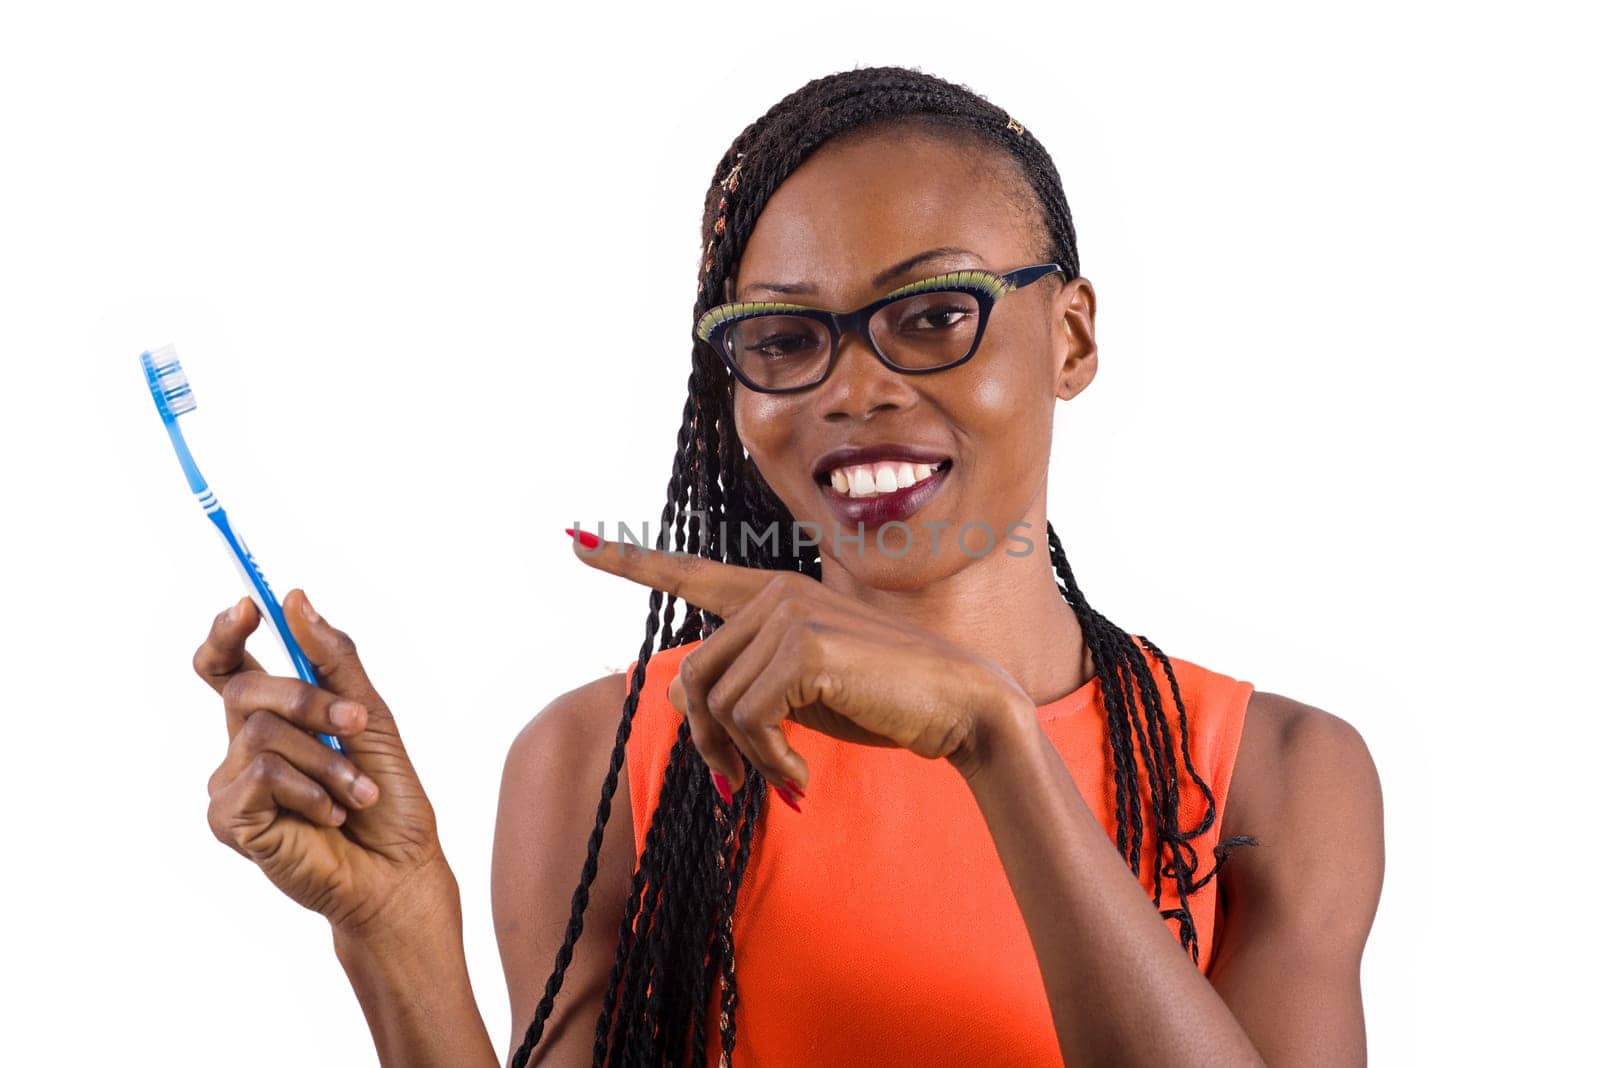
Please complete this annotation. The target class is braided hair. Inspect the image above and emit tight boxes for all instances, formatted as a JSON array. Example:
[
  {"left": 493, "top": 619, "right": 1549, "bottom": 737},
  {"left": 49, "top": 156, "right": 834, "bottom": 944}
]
[{"left": 511, "top": 65, "right": 1258, "bottom": 1068}]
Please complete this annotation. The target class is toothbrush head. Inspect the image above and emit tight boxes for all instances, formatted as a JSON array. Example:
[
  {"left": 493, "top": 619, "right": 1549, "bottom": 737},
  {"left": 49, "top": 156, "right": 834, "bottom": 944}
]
[{"left": 141, "top": 343, "right": 196, "bottom": 423}]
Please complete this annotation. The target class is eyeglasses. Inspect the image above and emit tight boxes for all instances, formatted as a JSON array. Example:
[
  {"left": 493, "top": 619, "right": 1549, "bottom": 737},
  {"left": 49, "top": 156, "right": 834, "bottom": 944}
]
[{"left": 696, "top": 262, "right": 1064, "bottom": 394}]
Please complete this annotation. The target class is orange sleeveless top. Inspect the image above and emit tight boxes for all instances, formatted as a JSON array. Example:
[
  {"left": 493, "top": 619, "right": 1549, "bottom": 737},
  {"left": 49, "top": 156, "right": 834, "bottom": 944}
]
[{"left": 623, "top": 637, "right": 1254, "bottom": 1067}]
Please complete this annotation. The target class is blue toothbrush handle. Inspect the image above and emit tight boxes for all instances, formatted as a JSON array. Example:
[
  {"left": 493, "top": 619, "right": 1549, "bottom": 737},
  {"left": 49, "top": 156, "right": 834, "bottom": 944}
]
[{"left": 208, "top": 508, "right": 346, "bottom": 753}]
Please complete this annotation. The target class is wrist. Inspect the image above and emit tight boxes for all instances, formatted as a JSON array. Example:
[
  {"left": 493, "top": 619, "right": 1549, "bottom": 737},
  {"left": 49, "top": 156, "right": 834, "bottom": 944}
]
[
  {"left": 330, "top": 858, "right": 496, "bottom": 1066},
  {"left": 948, "top": 683, "right": 1038, "bottom": 784},
  {"left": 332, "top": 854, "right": 463, "bottom": 962}
]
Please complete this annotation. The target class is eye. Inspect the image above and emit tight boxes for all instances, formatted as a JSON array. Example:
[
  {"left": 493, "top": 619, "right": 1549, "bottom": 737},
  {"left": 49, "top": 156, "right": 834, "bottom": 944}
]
[
  {"left": 749, "top": 331, "right": 819, "bottom": 360},
  {"left": 882, "top": 290, "right": 981, "bottom": 334},
  {"left": 907, "top": 304, "right": 973, "bottom": 330},
  {"left": 728, "top": 314, "right": 829, "bottom": 363}
]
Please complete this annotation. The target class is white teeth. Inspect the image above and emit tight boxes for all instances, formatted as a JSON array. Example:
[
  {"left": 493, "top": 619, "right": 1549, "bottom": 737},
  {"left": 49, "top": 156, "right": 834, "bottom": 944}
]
[{"left": 827, "top": 459, "right": 947, "bottom": 498}]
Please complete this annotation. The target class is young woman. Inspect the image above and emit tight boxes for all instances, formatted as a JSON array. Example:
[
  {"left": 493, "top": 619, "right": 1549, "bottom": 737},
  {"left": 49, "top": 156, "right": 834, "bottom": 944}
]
[{"left": 192, "top": 66, "right": 1384, "bottom": 1066}]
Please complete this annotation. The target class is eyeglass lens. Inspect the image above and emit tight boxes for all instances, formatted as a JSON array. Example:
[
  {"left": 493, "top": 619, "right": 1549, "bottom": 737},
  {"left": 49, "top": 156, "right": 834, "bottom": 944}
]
[{"left": 725, "top": 288, "right": 982, "bottom": 391}]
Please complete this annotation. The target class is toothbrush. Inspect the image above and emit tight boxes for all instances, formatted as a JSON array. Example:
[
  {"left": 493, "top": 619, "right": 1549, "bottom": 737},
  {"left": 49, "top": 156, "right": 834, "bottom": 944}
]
[{"left": 140, "top": 344, "right": 344, "bottom": 753}]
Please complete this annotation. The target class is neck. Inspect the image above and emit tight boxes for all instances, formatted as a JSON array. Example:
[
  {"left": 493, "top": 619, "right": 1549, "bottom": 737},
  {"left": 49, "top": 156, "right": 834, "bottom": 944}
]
[{"left": 815, "top": 504, "right": 1094, "bottom": 707}]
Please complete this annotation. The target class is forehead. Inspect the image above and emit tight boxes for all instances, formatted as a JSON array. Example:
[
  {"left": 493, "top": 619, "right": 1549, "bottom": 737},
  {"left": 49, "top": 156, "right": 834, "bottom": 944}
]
[{"left": 731, "top": 130, "right": 1039, "bottom": 304}]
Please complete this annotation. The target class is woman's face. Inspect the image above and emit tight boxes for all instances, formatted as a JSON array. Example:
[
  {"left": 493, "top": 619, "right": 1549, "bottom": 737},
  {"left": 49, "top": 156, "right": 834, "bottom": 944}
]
[{"left": 728, "top": 129, "right": 1098, "bottom": 590}]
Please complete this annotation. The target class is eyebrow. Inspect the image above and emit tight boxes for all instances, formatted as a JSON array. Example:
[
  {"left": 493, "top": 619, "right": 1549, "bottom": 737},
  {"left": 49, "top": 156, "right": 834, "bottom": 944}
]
[{"left": 737, "top": 246, "right": 985, "bottom": 299}]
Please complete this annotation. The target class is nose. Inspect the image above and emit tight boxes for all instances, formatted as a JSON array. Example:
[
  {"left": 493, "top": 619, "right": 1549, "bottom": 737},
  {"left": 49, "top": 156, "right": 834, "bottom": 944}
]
[{"left": 813, "top": 328, "right": 917, "bottom": 422}]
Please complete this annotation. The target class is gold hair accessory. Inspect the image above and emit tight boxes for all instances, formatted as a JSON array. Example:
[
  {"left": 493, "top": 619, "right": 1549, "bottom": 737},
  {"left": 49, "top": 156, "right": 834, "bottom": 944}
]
[
  {"left": 720, "top": 153, "right": 746, "bottom": 193},
  {"left": 703, "top": 154, "right": 747, "bottom": 279},
  {"left": 1006, "top": 115, "right": 1026, "bottom": 136}
]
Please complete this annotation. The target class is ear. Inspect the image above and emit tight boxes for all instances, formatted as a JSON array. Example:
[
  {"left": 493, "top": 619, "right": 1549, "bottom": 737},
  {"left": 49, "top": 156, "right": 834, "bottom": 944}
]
[{"left": 1050, "top": 276, "right": 1098, "bottom": 402}]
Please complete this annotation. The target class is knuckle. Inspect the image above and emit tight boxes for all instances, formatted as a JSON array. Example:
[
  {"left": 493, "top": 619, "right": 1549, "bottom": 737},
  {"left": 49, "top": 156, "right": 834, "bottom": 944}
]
[
  {"left": 245, "top": 750, "right": 286, "bottom": 786},
  {"left": 770, "top": 595, "right": 801, "bottom": 627},
  {"left": 324, "top": 750, "right": 359, "bottom": 787},
  {"left": 205, "top": 796, "right": 235, "bottom": 846},
  {"left": 776, "top": 571, "right": 811, "bottom": 596},
  {"left": 205, "top": 807, "right": 225, "bottom": 844},
  {"left": 705, "top": 677, "right": 734, "bottom": 720},
  {"left": 705, "top": 688, "right": 733, "bottom": 725},
  {"left": 758, "top": 573, "right": 793, "bottom": 604},
  {"left": 326, "top": 627, "right": 358, "bottom": 659},
  {"left": 290, "top": 684, "right": 319, "bottom": 721},
  {"left": 220, "top": 670, "right": 256, "bottom": 709},
  {"left": 729, "top": 700, "right": 758, "bottom": 731},
  {"left": 677, "top": 657, "right": 703, "bottom": 696},
  {"left": 238, "top": 708, "right": 276, "bottom": 747}
]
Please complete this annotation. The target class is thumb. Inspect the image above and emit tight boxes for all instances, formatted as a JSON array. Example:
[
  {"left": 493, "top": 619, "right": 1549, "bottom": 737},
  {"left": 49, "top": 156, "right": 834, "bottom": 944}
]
[{"left": 283, "top": 588, "right": 392, "bottom": 727}]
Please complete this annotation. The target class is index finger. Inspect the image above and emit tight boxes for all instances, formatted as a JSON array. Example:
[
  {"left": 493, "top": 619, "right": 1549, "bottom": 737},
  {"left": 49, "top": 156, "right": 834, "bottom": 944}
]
[
  {"left": 193, "top": 597, "right": 266, "bottom": 696},
  {"left": 566, "top": 531, "right": 773, "bottom": 617}
]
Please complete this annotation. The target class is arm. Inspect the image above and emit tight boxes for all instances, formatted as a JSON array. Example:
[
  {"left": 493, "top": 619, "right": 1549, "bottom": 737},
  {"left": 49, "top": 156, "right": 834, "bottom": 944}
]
[
  {"left": 1206, "top": 693, "right": 1385, "bottom": 1064},
  {"left": 193, "top": 591, "right": 498, "bottom": 1067},
  {"left": 491, "top": 673, "right": 638, "bottom": 1067},
  {"left": 955, "top": 690, "right": 1383, "bottom": 1066},
  {"left": 331, "top": 859, "right": 499, "bottom": 1067}
]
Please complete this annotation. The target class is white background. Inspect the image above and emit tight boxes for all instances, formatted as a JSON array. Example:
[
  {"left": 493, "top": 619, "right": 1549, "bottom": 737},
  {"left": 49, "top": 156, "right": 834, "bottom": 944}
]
[{"left": 3, "top": 2, "right": 1594, "bottom": 1064}]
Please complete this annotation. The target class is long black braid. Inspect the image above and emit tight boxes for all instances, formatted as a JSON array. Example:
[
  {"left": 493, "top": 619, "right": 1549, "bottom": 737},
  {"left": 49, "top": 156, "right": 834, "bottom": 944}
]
[{"left": 511, "top": 65, "right": 1257, "bottom": 1068}]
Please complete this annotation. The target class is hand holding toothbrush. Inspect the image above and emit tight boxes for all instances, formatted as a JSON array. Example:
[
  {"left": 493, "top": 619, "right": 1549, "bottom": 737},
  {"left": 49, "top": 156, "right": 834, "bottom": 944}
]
[{"left": 193, "top": 588, "right": 454, "bottom": 938}]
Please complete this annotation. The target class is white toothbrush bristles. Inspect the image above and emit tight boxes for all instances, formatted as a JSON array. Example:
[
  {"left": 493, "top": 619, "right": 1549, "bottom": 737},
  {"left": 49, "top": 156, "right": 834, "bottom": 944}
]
[{"left": 145, "top": 343, "right": 196, "bottom": 418}]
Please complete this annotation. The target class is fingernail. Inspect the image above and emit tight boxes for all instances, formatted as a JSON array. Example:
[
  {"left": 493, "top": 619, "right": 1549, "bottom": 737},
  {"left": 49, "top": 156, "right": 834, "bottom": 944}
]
[
  {"left": 302, "top": 594, "right": 322, "bottom": 624},
  {"left": 227, "top": 598, "right": 246, "bottom": 623},
  {"left": 784, "top": 778, "right": 807, "bottom": 799},
  {"left": 330, "top": 700, "right": 363, "bottom": 730},
  {"left": 564, "top": 527, "right": 602, "bottom": 550},
  {"left": 330, "top": 804, "right": 347, "bottom": 825},
  {"left": 773, "top": 783, "right": 803, "bottom": 814},
  {"left": 351, "top": 776, "right": 379, "bottom": 805},
  {"left": 711, "top": 771, "right": 733, "bottom": 806}
]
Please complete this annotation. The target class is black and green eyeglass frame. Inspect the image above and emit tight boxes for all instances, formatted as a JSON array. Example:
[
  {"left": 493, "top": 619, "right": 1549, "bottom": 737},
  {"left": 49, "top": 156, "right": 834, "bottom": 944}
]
[{"left": 695, "top": 262, "right": 1065, "bottom": 395}]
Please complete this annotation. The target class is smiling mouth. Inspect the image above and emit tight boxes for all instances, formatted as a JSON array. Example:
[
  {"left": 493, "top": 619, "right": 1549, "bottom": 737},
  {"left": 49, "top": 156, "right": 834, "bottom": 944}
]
[{"left": 815, "top": 457, "right": 955, "bottom": 499}]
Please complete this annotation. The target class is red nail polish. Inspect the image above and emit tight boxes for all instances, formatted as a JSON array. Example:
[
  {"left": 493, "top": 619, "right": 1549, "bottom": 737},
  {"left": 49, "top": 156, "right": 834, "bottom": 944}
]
[
  {"left": 773, "top": 783, "right": 803, "bottom": 814},
  {"left": 564, "top": 528, "right": 602, "bottom": 550},
  {"left": 783, "top": 778, "right": 806, "bottom": 799},
  {"left": 711, "top": 771, "right": 734, "bottom": 806}
]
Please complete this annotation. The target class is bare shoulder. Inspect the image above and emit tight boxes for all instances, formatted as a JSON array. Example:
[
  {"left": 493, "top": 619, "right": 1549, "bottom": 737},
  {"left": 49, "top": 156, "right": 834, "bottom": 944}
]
[
  {"left": 1220, "top": 688, "right": 1385, "bottom": 928},
  {"left": 1224, "top": 691, "right": 1381, "bottom": 830},
  {"left": 491, "top": 670, "right": 634, "bottom": 1064},
  {"left": 1207, "top": 691, "right": 1384, "bottom": 1061},
  {"left": 502, "top": 671, "right": 634, "bottom": 791}
]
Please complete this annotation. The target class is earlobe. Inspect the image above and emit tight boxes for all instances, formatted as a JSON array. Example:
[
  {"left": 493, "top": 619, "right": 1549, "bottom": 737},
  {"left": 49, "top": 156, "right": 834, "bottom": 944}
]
[{"left": 1056, "top": 338, "right": 1099, "bottom": 401}]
